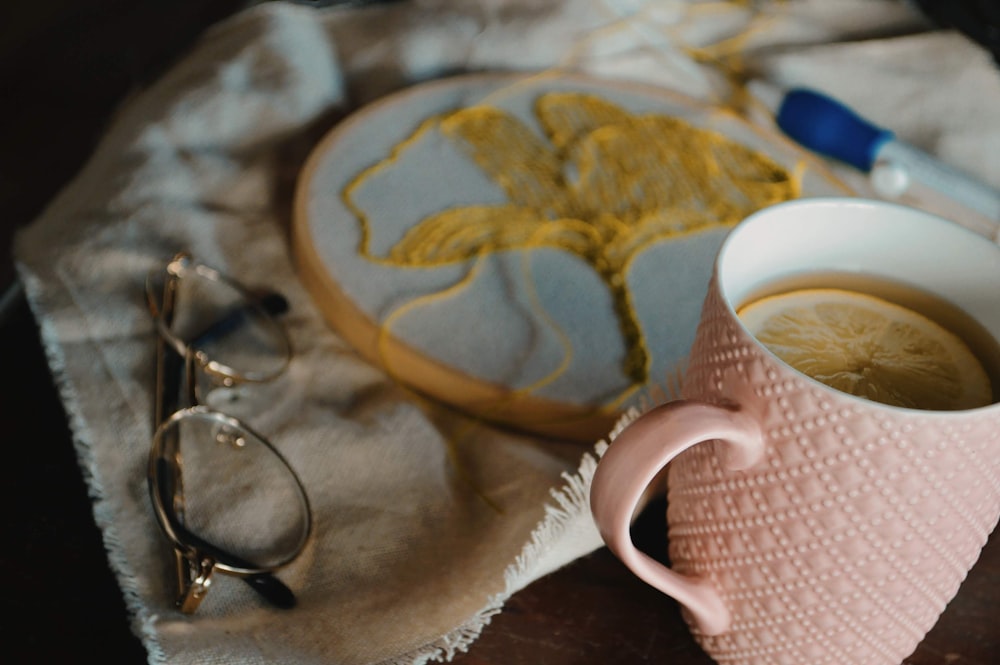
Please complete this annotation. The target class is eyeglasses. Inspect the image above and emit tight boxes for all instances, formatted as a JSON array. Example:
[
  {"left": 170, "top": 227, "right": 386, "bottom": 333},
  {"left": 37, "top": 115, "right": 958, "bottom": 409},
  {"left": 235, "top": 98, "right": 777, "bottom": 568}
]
[{"left": 145, "top": 253, "right": 312, "bottom": 614}]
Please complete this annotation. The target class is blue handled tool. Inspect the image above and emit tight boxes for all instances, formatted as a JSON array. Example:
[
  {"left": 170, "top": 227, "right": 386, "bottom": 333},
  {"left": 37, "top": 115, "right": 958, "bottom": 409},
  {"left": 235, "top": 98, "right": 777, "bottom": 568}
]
[
  {"left": 776, "top": 87, "right": 1000, "bottom": 241},
  {"left": 777, "top": 88, "right": 894, "bottom": 172}
]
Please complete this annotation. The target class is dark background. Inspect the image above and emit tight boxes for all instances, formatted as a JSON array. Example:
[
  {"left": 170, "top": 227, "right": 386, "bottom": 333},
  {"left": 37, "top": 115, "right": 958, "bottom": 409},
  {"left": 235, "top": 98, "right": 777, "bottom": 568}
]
[{"left": 1, "top": 3, "right": 246, "bottom": 661}]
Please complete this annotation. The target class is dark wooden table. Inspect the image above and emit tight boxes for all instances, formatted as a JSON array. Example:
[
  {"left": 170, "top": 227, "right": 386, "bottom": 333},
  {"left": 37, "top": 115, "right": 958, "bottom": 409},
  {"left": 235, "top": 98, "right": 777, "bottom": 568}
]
[{"left": 1, "top": 2, "right": 998, "bottom": 663}]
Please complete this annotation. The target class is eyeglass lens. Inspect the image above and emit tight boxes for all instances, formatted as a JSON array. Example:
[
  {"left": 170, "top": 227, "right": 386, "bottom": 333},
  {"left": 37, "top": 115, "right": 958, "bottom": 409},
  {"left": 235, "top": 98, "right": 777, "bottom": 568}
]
[
  {"left": 147, "top": 256, "right": 290, "bottom": 385},
  {"left": 152, "top": 410, "right": 311, "bottom": 573}
]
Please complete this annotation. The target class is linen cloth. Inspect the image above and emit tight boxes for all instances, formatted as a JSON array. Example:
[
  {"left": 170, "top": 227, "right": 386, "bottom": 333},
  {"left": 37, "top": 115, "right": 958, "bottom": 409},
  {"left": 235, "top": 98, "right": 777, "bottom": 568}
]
[{"left": 13, "top": 1, "right": 1000, "bottom": 664}]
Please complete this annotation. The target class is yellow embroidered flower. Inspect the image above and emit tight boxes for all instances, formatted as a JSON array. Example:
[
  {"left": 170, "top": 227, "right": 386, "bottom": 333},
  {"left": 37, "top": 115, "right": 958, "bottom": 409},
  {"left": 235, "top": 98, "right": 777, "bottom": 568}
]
[{"left": 345, "top": 91, "right": 797, "bottom": 386}]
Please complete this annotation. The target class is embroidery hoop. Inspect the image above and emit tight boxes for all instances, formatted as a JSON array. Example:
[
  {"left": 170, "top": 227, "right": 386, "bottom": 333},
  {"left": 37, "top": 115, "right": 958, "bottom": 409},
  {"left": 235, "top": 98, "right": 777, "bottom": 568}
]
[{"left": 292, "top": 73, "right": 854, "bottom": 441}]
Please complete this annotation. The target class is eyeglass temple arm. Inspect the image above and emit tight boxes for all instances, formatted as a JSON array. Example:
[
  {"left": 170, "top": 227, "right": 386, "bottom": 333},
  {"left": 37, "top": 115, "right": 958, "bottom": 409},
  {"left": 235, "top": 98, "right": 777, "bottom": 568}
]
[
  {"left": 175, "top": 560, "right": 297, "bottom": 615},
  {"left": 174, "top": 553, "right": 298, "bottom": 613},
  {"left": 186, "top": 291, "right": 289, "bottom": 353},
  {"left": 153, "top": 276, "right": 182, "bottom": 429}
]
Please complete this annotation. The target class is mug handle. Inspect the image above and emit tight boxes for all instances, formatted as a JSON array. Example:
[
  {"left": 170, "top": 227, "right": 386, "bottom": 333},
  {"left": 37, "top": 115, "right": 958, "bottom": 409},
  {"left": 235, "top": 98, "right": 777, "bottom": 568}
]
[{"left": 590, "top": 400, "right": 765, "bottom": 636}]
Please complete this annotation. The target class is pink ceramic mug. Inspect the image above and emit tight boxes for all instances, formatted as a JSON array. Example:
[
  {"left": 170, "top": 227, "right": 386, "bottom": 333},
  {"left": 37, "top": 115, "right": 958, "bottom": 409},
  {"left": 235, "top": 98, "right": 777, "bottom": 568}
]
[{"left": 590, "top": 198, "right": 1000, "bottom": 665}]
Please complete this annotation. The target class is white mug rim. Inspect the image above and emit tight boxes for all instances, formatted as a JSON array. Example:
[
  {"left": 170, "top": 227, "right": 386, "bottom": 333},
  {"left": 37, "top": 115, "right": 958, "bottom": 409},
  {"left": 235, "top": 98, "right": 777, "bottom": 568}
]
[{"left": 714, "top": 196, "right": 1000, "bottom": 414}]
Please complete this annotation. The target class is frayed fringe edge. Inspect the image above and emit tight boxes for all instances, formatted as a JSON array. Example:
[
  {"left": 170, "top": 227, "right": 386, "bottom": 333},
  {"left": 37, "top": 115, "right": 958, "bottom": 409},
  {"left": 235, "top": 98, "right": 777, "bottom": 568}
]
[{"left": 389, "top": 407, "right": 643, "bottom": 665}]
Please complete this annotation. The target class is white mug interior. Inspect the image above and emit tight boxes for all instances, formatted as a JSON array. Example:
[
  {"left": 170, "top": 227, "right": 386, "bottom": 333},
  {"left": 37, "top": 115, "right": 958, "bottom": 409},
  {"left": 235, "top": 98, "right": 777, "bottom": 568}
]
[{"left": 716, "top": 197, "right": 1000, "bottom": 398}]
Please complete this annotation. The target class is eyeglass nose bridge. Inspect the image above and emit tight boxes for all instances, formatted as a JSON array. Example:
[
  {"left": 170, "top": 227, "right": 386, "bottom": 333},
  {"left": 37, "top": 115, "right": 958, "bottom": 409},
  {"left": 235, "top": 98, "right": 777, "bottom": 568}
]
[
  {"left": 193, "top": 345, "right": 290, "bottom": 388},
  {"left": 212, "top": 422, "right": 249, "bottom": 449}
]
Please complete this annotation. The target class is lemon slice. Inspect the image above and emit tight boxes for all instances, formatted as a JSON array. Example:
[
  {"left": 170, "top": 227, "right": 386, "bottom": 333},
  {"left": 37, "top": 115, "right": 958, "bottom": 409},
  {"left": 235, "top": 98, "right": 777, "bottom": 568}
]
[{"left": 737, "top": 288, "right": 993, "bottom": 410}]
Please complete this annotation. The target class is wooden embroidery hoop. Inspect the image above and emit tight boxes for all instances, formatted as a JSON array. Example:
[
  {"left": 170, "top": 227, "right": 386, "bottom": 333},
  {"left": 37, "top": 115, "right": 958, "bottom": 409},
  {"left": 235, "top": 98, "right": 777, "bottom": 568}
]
[{"left": 292, "top": 72, "right": 853, "bottom": 442}]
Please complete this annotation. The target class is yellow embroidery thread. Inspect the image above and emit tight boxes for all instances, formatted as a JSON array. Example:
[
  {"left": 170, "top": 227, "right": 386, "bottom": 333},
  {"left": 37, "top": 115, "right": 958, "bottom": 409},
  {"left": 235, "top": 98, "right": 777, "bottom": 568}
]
[{"left": 342, "top": 91, "right": 799, "bottom": 401}]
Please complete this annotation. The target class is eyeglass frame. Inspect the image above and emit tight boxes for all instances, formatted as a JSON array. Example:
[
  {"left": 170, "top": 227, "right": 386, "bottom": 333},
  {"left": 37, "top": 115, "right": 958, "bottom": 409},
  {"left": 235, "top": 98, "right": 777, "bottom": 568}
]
[{"left": 146, "top": 252, "right": 312, "bottom": 614}]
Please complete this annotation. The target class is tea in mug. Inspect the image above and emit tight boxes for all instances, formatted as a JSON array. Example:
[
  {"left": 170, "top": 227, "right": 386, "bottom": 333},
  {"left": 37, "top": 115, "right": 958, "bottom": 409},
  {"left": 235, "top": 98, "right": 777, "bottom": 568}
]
[{"left": 737, "top": 272, "right": 999, "bottom": 410}]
